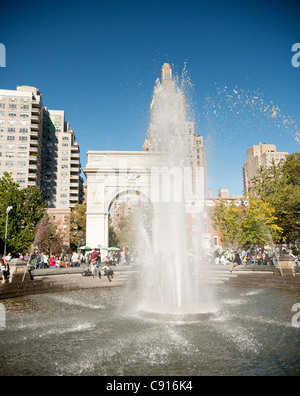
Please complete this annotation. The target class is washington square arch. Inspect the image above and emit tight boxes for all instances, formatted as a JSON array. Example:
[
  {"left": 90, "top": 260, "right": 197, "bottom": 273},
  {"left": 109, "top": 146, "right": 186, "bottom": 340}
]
[{"left": 83, "top": 63, "right": 206, "bottom": 249}]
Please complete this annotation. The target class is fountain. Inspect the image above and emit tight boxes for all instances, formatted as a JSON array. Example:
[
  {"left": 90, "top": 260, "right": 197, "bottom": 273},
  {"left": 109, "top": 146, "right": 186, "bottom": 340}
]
[
  {"left": 132, "top": 64, "right": 218, "bottom": 320},
  {"left": 0, "top": 64, "right": 299, "bottom": 376}
]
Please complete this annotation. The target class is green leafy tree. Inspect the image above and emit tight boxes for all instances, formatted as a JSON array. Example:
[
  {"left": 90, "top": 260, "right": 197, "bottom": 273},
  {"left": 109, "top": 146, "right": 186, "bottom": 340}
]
[
  {"left": 210, "top": 201, "right": 245, "bottom": 250},
  {"left": 252, "top": 153, "right": 300, "bottom": 246},
  {"left": 108, "top": 219, "right": 119, "bottom": 247},
  {"left": 117, "top": 214, "right": 136, "bottom": 247},
  {"left": 69, "top": 203, "right": 86, "bottom": 249},
  {"left": 241, "top": 195, "right": 283, "bottom": 248},
  {"left": 211, "top": 195, "right": 282, "bottom": 250},
  {"left": 0, "top": 173, "right": 47, "bottom": 255}
]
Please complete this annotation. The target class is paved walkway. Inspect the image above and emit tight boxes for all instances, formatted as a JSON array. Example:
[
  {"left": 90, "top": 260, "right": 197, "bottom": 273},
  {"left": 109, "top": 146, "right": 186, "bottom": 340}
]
[
  {"left": 0, "top": 264, "right": 299, "bottom": 300},
  {"left": 0, "top": 265, "right": 137, "bottom": 299}
]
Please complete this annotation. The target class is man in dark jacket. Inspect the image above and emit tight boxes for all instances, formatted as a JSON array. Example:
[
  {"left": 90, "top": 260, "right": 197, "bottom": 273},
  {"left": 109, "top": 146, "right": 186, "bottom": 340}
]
[{"left": 229, "top": 251, "right": 241, "bottom": 274}]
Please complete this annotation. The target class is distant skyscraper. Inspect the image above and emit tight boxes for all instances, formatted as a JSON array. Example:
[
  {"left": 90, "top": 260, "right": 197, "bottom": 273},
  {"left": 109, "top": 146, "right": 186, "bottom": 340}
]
[
  {"left": 143, "top": 63, "right": 206, "bottom": 193},
  {"left": 242, "top": 142, "right": 289, "bottom": 191}
]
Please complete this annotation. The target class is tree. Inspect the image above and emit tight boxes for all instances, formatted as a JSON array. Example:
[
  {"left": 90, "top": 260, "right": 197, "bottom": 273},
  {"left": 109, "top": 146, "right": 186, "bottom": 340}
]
[
  {"left": 0, "top": 173, "right": 47, "bottom": 255},
  {"left": 33, "top": 214, "right": 64, "bottom": 255},
  {"left": 210, "top": 195, "right": 283, "bottom": 250},
  {"left": 252, "top": 153, "right": 300, "bottom": 246},
  {"left": 241, "top": 195, "right": 283, "bottom": 248},
  {"left": 210, "top": 201, "right": 245, "bottom": 250},
  {"left": 117, "top": 214, "right": 136, "bottom": 247},
  {"left": 114, "top": 202, "right": 152, "bottom": 248},
  {"left": 69, "top": 203, "right": 86, "bottom": 249},
  {"left": 108, "top": 219, "right": 119, "bottom": 247}
]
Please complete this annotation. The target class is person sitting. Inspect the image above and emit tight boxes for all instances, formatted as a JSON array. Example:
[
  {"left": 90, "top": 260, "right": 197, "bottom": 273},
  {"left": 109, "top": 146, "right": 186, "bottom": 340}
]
[
  {"left": 257, "top": 250, "right": 263, "bottom": 265},
  {"left": 49, "top": 254, "right": 56, "bottom": 268},
  {"left": 229, "top": 251, "right": 241, "bottom": 274},
  {"left": 220, "top": 252, "right": 230, "bottom": 265},
  {"left": 246, "top": 250, "right": 253, "bottom": 264},
  {"left": 103, "top": 262, "right": 114, "bottom": 282}
]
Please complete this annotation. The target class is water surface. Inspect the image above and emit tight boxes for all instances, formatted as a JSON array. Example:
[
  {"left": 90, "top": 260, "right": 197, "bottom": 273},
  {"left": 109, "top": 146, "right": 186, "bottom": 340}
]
[{"left": 0, "top": 285, "right": 299, "bottom": 376}]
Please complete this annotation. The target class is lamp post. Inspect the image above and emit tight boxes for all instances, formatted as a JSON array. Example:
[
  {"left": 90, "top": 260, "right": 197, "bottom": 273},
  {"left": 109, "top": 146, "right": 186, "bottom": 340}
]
[{"left": 4, "top": 206, "right": 13, "bottom": 256}]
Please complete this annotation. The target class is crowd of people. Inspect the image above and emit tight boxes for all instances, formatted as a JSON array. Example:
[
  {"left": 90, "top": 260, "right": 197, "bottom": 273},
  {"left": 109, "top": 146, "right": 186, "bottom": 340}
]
[
  {"left": 0, "top": 246, "right": 135, "bottom": 286},
  {"left": 0, "top": 247, "right": 134, "bottom": 281},
  {"left": 212, "top": 248, "right": 300, "bottom": 273},
  {"left": 1, "top": 245, "right": 299, "bottom": 283}
]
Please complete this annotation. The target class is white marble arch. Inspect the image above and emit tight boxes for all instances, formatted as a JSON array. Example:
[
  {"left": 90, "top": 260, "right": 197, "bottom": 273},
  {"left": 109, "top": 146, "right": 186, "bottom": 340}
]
[
  {"left": 83, "top": 151, "right": 160, "bottom": 249},
  {"left": 83, "top": 150, "right": 205, "bottom": 249}
]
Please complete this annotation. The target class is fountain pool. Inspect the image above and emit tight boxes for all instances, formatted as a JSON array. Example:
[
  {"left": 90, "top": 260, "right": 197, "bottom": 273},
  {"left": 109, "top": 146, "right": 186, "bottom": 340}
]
[{"left": 0, "top": 284, "right": 299, "bottom": 376}]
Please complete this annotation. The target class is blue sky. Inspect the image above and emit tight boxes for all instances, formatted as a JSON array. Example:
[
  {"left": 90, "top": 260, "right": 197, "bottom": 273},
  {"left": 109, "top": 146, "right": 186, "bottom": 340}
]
[{"left": 0, "top": 0, "right": 299, "bottom": 195}]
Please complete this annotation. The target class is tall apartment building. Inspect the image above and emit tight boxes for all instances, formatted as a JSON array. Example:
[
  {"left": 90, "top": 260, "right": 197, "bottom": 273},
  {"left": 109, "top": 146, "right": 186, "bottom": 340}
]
[
  {"left": 42, "top": 108, "right": 82, "bottom": 210},
  {"left": 0, "top": 86, "right": 43, "bottom": 187},
  {"left": 242, "top": 142, "right": 289, "bottom": 191},
  {"left": 143, "top": 63, "right": 206, "bottom": 193},
  {"left": 0, "top": 85, "right": 82, "bottom": 210}
]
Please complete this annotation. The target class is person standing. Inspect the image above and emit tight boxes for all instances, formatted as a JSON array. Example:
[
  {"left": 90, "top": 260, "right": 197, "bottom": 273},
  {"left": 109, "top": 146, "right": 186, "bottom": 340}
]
[
  {"left": 121, "top": 250, "right": 126, "bottom": 266},
  {"left": 90, "top": 249, "right": 101, "bottom": 279},
  {"left": 37, "top": 253, "right": 45, "bottom": 269},
  {"left": 0, "top": 258, "right": 9, "bottom": 284}
]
